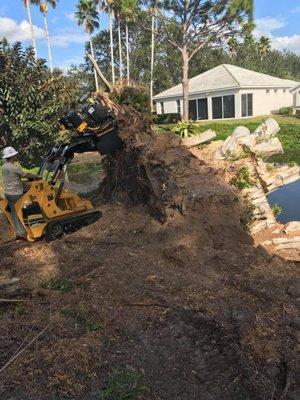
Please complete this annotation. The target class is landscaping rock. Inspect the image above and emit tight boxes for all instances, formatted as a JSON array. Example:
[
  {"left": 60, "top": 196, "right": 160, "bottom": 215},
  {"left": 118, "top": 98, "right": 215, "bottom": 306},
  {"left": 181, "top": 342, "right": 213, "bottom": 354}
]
[{"left": 284, "top": 221, "right": 300, "bottom": 233}]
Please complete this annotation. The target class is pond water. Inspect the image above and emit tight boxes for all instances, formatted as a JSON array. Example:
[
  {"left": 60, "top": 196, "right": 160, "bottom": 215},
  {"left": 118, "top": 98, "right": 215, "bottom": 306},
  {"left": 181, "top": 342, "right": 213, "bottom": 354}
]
[{"left": 268, "top": 180, "right": 300, "bottom": 223}]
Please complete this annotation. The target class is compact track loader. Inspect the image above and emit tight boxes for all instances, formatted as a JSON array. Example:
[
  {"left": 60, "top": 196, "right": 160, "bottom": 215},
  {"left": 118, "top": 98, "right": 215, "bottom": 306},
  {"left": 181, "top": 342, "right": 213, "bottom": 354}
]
[{"left": 0, "top": 95, "right": 123, "bottom": 242}]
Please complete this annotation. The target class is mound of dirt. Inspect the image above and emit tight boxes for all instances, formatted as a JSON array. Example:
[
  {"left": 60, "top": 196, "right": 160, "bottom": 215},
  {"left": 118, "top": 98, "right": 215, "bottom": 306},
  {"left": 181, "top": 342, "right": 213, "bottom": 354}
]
[{"left": 0, "top": 95, "right": 299, "bottom": 400}]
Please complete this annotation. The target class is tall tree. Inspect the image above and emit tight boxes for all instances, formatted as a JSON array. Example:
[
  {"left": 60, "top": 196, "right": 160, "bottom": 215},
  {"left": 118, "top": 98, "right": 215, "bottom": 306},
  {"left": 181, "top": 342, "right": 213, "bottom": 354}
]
[
  {"left": 23, "top": 0, "right": 38, "bottom": 59},
  {"left": 32, "top": 0, "right": 58, "bottom": 73},
  {"left": 120, "top": 0, "right": 139, "bottom": 83},
  {"left": 105, "top": 0, "right": 116, "bottom": 83},
  {"left": 258, "top": 36, "right": 271, "bottom": 61},
  {"left": 143, "top": 0, "right": 253, "bottom": 120},
  {"left": 149, "top": 0, "right": 157, "bottom": 111},
  {"left": 76, "top": 0, "right": 99, "bottom": 91},
  {"left": 111, "top": 1, "right": 124, "bottom": 81}
]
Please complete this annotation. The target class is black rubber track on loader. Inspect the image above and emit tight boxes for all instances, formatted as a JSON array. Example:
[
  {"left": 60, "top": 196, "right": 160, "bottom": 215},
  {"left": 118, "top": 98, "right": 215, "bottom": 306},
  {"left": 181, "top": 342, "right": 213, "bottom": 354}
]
[{"left": 45, "top": 210, "right": 102, "bottom": 241}]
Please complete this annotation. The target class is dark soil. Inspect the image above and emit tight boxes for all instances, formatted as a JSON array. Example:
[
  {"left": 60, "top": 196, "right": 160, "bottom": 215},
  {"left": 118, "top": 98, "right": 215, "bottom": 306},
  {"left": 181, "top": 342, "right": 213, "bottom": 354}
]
[{"left": 0, "top": 96, "right": 299, "bottom": 399}]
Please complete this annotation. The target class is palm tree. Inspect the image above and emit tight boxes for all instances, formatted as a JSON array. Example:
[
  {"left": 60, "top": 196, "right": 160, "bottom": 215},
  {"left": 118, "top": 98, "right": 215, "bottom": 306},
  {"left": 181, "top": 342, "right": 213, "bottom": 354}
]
[
  {"left": 149, "top": 1, "right": 157, "bottom": 111},
  {"left": 76, "top": 0, "right": 99, "bottom": 91},
  {"left": 227, "top": 37, "right": 238, "bottom": 59},
  {"left": 32, "top": 0, "right": 58, "bottom": 73},
  {"left": 106, "top": 0, "right": 115, "bottom": 83},
  {"left": 258, "top": 36, "right": 271, "bottom": 61},
  {"left": 111, "top": 1, "right": 124, "bottom": 81},
  {"left": 120, "top": 0, "right": 139, "bottom": 83},
  {"left": 23, "top": 0, "right": 38, "bottom": 59}
]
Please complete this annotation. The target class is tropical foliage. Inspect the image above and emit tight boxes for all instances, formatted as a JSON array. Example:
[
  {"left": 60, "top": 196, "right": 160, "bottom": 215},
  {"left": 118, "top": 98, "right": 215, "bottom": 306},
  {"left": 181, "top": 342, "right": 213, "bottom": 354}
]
[{"left": 0, "top": 41, "right": 81, "bottom": 166}]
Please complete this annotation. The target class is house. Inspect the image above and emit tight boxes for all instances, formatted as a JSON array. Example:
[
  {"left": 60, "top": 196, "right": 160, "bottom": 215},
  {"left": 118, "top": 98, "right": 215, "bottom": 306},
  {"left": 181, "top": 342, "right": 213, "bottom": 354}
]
[
  {"left": 290, "top": 84, "right": 300, "bottom": 110},
  {"left": 153, "top": 64, "right": 299, "bottom": 120}
]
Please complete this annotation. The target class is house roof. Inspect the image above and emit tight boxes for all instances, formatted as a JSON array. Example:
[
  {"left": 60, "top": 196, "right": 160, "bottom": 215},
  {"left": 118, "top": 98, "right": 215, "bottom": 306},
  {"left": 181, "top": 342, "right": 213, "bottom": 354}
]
[
  {"left": 290, "top": 84, "right": 300, "bottom": 93},
  {"left": 153, "top": 64, "right": 299, "bottom": 100}
]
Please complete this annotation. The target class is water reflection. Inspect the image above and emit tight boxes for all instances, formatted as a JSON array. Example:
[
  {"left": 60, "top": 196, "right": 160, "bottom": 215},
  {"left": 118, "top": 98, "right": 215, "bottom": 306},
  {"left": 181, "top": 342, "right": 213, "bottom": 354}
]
[{"left": 268, "top": 180, "right": 300, "bottom": 223}]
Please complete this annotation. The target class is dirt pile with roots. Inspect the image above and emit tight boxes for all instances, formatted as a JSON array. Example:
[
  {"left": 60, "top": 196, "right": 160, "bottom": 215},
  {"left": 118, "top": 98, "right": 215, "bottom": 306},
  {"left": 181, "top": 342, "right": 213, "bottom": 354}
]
[{"left": 0, "top": 94, "right": 299, "bottom": 400}]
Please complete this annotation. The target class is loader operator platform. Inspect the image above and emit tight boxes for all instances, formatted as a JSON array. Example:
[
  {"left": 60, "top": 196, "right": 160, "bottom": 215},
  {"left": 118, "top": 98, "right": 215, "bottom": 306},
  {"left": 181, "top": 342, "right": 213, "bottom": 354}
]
[{"left": 2, "top": 147, "right": 35, "bottom": 239}]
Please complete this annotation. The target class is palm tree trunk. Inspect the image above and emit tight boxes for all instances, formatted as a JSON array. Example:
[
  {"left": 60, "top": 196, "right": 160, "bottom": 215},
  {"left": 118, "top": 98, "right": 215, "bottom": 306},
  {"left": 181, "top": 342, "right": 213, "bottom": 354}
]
[
  {"left": 125, "top": 22, "right": 130, "bottom": 83},
  {"left": 89, "top": 36, "right": 99, "bottom": 91},
  {"left": 182, "top": 46, "right": 189, "bottom": 121},
  {"left": 109, "top": 10, "right": 115, "bottom": 83},
  {"left": 25, "top": 0, "right": 37, "bottom": 59},
  {"left": 150, "top": 13, "right": 155, "bottom": 111},
  {"left": 118, "top": 19, "right": 123, "bottom": 81},
  {"left": 43, "top": 13, "right": 53, "bottom": 73}
]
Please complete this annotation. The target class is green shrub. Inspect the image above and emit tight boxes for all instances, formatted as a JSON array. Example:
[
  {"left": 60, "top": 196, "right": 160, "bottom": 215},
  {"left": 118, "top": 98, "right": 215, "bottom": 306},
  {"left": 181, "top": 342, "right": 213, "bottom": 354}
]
[
  {"left": 155, "top": 113, "right": 181, "bottom": 124},
  {"left": 278, "top": 107, "right": 293, "bottom": 116},
  {"left": 171, "top": 120, "right": 198, "bottom": 138},
  {"left": 230, "top": 166, "right": 256, "bottom": 189}
]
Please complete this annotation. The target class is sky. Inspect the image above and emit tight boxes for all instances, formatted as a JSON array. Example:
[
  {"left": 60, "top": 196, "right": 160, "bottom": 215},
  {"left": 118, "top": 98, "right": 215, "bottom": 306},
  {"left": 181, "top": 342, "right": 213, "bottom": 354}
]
[{"left": 0, "top": 0, "right": 299, "bottom": 71}]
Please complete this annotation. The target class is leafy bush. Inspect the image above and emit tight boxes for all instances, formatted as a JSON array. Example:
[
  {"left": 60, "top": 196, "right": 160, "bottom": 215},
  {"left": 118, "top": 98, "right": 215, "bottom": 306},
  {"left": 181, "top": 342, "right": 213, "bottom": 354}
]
[
  {"left": 111, "top": 85, "right": 150, "bottom": 114},
  {"left": 171, "top": 120, "right": 198, "bottom": 138},
  {"left": 230, "top": 166, "right": 256, "bottom": 189},
  {"left": 0, "top": 40, "right": 82, "bottom": 167},
  {"left": 278, "top": 107, "right": 293, "bottom": 116},
  {"left": 296, "top": 110, "right": 300, "bottom": 119},
  {"left": 155, "top": 113, "right": 181, "bottom": 124}
]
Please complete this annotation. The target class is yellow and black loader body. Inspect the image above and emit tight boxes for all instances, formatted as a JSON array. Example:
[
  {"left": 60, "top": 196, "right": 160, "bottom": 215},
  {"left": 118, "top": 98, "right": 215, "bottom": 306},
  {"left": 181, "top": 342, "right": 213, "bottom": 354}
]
[{"left": 0, "top": 97, "right": 123, "bottom": 242}]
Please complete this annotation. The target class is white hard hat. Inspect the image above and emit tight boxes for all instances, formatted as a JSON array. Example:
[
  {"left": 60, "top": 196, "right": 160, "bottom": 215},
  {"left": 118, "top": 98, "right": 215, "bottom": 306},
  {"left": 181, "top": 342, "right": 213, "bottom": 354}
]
[{"left": 2, "top": 146, "right": 18, "bottom": 159}]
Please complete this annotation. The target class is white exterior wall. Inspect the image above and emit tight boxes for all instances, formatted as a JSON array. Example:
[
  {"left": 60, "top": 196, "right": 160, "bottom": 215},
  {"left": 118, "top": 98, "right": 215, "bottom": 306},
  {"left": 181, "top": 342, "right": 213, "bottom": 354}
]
[
  {"left": 292, "top": 89, "right": 300, "bottom": 108},
  {"left": 155, "top": 87, "right": 294, "bottom": 119},
  {"left": 239, "top": 88, "right": 294, "bottom": 116}
]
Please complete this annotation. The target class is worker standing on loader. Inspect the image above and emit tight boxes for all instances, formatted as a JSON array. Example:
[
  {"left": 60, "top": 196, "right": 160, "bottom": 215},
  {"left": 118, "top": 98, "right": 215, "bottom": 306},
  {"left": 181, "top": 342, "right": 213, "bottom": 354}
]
[{"left": 1, "top": 147, "right": 35, "bottom": 239}]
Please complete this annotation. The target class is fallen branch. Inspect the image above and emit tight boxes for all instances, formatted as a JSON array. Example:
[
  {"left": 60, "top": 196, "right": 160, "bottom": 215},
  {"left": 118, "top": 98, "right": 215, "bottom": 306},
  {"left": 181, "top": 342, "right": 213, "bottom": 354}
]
[
  {"left": 0, "top": 298, "right": 31, "bottom": 303},
  {"left": 0, "top": 323, "right": 51, "bottom": 375},
  {"left": 86, "top": 53, "right": 113, "bottom": 93}
]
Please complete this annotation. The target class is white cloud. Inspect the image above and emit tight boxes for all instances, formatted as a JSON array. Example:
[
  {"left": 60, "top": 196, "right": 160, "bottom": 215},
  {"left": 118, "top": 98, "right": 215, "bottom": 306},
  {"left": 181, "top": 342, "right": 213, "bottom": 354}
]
[
  {"left": 292, "top": 6, "right": 300, "bottom": 13},
  {"left": 51, "top": 27, "right": 87, "bottom": 48},
  {"left": 254, "top": 16, "right": 300, "bottom": 55},
  {"left": 0, "top": 17, "right": 45, "bottom": 42},
  {"left": 253, "top": 17, "right": 285, "bottom": 38},
  {"left": 272, "top": 34, "right": 300, "bottom": 55}
]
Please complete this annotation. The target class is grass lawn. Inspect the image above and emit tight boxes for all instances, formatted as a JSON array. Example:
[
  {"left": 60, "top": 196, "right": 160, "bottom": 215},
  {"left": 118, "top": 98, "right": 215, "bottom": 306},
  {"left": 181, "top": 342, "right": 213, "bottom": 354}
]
[{"left": 156, "top": 115, "right": 300, "bottom": 164}]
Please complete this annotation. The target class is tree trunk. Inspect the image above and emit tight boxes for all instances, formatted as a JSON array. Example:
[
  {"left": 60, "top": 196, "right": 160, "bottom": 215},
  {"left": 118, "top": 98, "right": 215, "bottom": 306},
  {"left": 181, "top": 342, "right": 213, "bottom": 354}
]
[
  {"left": 109, "top": 10, "right": 115, "bottom": 84},
  {"left": 125, "top": 23, "right": 130, "bottom": 83},
  {"left": 25, "top": 0, "right": 37, "bottom": 59},
  {"left": 150, "top": 13, "right": 155, "bottom": 111},
  {"left": 43, "top": 13, "right": 53, "bottom": 73},
  {"left": 118, "top": 19, "right": 123, "bottom": 81},
  {"left": 182, "top": 48, "right": 189, "bottom": 121},
  {"left": 89, "top": 37, "right": 99, "bottom": 91}
]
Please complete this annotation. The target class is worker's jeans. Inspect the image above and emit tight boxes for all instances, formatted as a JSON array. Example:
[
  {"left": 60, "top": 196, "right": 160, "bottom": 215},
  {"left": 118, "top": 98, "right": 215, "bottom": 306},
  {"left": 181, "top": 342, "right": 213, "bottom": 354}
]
[{"left": 5, "top": 194, "right": 27, "bottom": 237}]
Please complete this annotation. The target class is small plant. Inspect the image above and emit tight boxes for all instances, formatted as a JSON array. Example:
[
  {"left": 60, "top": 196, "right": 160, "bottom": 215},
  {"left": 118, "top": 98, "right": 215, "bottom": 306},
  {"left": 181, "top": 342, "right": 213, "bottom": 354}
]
[
  {"left": 41, "top": 277, "right": 74, "bottom": 293},
  {"left": 278, "top": 106, "right": 293, "bottom": 116},
  {"left": 98, "top": 368, "right": 147, "bottom": 400},
  {"left": 171, "top": 120, "right": 198, "bottom": 138},
  {"left": 61, "top": 305, "right": 102, "bottom": 332},
  {"left": 271, "top": 203, "right": 283, "bottom": 217},
  {"left": 230, "top": 166, "right": 255, "bottom": 190}
]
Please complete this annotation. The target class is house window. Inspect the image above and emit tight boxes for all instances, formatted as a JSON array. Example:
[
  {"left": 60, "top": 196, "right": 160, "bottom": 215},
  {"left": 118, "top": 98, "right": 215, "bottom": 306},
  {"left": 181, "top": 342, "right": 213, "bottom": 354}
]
[
  {"left": 274, "top": 89, "right": 278, "bottom": 94},
  {"left": 212, "top": 95, "right": 235, "bottom": 119},
  {"left": 283, "top": 89, "right": 286, "bottom": 93},
  {"left": 266, "top": 89, "right": 270, "bottom": 94},
  {"left": 241, "top": 94, "right": 253, "bottom": 117},
  {"left": 160, "top": 102, "right": 164, "bottom": 115},
  {"left": 189, "top": 99, "right": 197, "bottom": 120},
  {"left": 197, "top": 98, "right": 208, "bottom": 120},
  {"left": 176, "top": 100, "right": 181, "bottom": 115}
]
